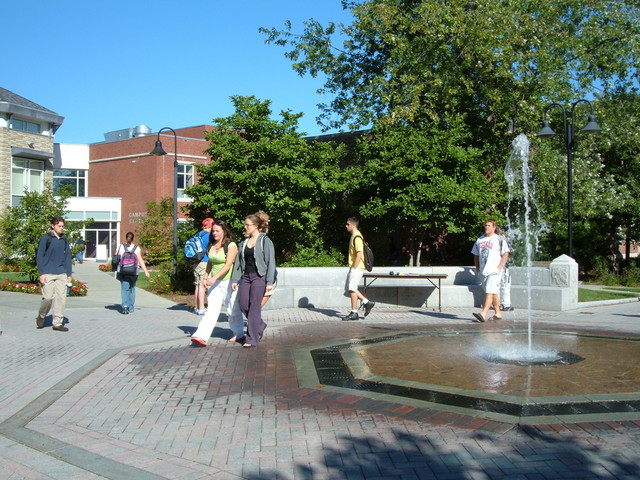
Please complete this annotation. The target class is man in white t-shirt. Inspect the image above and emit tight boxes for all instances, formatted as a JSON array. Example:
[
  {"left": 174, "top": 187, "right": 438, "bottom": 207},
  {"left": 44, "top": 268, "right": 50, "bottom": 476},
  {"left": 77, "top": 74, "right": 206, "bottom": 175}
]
[{"left": 471, "top": 219, "right": 510, "bottom": 322}]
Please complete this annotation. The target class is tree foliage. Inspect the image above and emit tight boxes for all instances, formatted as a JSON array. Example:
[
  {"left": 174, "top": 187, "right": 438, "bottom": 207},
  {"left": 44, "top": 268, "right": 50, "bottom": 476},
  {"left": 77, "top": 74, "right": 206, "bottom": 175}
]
[
  {"left": 262, "top": 0, "right": 639, "bottom": 267},
  {"left": 0, "top": 184, "right": 90, "bottom": 280},
  {"left": 350, "top": 116, "right": 497, "bottom": 264},
  {"left": 263, "top": 0, "right": 638, "bottom": 137},
  {"left": 136, "top": 197, "right": 174, "bottom": 265},
  {"left": 184, "top": 95, "right": 346, "bottom": 262}
]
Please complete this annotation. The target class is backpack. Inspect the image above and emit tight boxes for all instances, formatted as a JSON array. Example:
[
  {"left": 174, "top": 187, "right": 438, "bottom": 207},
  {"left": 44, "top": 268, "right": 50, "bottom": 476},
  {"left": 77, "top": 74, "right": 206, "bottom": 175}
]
[
  {"left": 184, "top": 233, "right": 205, "bottom": 263},
  {"left": 119, "top": 245, "right": 139, "bottom": 275},
  {"left": 353, "top": 235, "right": 374, "bottom": 272}
]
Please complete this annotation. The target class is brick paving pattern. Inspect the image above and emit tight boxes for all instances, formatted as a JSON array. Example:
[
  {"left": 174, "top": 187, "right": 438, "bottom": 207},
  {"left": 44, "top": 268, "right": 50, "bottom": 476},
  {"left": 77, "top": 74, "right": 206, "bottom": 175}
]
[{"left": 1, "top": 262, "right": 640, "bottom": 479}]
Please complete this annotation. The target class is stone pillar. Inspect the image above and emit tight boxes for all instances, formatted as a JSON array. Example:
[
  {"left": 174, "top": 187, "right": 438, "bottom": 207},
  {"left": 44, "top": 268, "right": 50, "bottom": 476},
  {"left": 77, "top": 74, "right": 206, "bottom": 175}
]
[{"left": 550, "top": 254, "right": 579, "bottom": 310}]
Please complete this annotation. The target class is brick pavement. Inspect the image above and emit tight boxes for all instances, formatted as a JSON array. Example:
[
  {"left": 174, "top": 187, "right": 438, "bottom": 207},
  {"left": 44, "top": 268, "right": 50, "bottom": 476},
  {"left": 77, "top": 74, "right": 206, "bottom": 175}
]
[{"left": 1, "top": 262, "right": 640, "bottom": 479}]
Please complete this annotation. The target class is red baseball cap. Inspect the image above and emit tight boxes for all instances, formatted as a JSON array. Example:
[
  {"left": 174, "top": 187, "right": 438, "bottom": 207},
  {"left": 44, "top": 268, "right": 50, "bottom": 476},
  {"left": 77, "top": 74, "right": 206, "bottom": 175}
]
[{"left": 202, "top": 218, "right": 214, "bottom": 227}]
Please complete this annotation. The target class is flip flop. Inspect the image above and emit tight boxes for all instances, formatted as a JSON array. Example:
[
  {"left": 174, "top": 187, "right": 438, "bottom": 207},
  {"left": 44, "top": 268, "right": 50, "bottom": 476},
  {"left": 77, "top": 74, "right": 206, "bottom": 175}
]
[
  {"left": 492, "top": 315, "right": 503, "bottom": 321},
  {"left": 473, "top": 312, "right": 486, "bottom": 323}
]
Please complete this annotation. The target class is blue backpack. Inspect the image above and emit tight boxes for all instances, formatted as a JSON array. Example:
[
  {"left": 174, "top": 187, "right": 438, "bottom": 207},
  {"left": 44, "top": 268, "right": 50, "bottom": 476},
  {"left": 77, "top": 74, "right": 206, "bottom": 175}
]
[{"left": 184, "top": 233, "right": 205, "bottom": 263}]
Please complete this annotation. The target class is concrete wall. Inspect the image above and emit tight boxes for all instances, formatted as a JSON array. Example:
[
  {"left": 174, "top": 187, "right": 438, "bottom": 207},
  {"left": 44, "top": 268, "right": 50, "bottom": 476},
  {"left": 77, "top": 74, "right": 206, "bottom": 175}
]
[{"left": 264, "top": 255, "right": 578, "bottom": 312}]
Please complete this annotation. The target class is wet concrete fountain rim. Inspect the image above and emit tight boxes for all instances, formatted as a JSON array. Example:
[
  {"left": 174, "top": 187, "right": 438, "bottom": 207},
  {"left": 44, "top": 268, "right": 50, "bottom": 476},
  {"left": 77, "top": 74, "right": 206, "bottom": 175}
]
[{"left": 295, "top": 329, "right": 640, "bottom": 425}]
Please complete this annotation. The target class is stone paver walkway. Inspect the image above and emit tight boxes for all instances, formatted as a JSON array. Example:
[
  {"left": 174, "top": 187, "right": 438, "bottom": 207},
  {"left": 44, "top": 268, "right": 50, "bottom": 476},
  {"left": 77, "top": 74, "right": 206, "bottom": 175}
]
[{"left": 1, "top": 261, "right": 640, "bottom": 479}]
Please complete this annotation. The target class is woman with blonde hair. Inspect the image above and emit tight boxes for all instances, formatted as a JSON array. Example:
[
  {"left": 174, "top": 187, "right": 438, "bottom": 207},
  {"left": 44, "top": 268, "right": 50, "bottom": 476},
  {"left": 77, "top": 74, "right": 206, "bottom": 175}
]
[{"left": 230, "top": 211, "right": 276, "bottom": 348}]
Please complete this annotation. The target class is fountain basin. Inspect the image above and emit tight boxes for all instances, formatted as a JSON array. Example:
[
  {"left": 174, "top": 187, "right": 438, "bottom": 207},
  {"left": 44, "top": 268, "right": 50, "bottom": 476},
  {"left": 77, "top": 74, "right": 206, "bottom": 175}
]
[{"left": 304, "top": 330, "right": 640, "bottom": 424}]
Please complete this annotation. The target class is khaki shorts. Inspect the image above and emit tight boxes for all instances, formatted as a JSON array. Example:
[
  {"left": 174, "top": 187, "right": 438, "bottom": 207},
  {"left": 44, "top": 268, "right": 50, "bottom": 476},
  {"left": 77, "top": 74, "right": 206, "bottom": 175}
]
[
  {"left": 345, "top": 267, "right": 364, "bottom": 293},
  {"left": 482, "top": 273, "right": 501, "bottom": 295},
  {"left": 193, "top": 262, "right": 207, "bottom": 287}
]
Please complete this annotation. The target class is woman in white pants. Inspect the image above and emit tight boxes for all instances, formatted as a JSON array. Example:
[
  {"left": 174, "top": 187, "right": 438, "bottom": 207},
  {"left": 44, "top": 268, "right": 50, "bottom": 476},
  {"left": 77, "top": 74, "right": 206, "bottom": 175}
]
[{"left": 191, "top": 221, "right": 238, "bottom": 346}]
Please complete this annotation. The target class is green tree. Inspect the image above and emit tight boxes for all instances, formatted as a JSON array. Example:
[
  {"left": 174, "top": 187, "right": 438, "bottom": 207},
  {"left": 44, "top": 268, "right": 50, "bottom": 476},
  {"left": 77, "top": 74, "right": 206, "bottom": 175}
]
[
  {"left": 137, "top": 197, "right": 174, "bottom": 265},
  {"left": 263, "top": 0, "right": 638, "bottom": 139},
  {"left": 0, "top": 183, "right": 89, "bottom": 280},
  {"left": 263, "top": 0, "right": 639, "bottom": 265},
  {"left": 185, "top": 95, "right": 346, "bottom": 262},
  {"left": 350, "top": 117, "right": 496, "bottom": 265}
]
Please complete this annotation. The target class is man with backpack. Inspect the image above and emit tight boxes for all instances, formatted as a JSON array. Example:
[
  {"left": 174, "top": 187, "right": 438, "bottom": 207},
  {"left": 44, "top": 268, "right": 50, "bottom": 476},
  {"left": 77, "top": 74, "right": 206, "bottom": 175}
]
[
  {"left": 342, "top": 217, "right": 375, "bottom": 321},
  {"left": 35, "top": 216, "right": 73, "bottom": 331},
  {"left": 193, "top": 218, "right": 213, "bottom": 315}
]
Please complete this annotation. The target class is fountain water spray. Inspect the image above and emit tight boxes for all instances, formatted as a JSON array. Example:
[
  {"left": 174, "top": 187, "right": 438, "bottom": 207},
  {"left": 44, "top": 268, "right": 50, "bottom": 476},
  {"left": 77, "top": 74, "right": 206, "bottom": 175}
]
[{"left": 502, "top": 134, "right": 548, "bottom": 357}]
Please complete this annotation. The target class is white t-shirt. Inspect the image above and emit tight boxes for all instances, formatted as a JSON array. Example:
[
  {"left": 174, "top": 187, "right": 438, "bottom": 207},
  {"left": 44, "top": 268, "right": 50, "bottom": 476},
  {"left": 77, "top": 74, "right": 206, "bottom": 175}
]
[{"left": 471, "top": 234, "right": 509, "bottom": 276}]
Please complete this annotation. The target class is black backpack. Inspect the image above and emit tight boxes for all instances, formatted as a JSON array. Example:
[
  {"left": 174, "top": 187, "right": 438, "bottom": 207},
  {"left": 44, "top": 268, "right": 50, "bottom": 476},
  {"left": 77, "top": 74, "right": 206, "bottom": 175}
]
[{"left": 353, "top": 235, "right": 374, "bottom": 272}]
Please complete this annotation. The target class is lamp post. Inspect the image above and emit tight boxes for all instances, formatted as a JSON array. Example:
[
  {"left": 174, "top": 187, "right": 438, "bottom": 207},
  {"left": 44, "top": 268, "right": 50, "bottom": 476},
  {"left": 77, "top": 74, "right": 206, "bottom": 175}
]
[
  {"left": 536, "top": 99, "right": 601, "bottom": 258},
  {"left": 149, "top": 127, "right": 178, "bottom": 278}
]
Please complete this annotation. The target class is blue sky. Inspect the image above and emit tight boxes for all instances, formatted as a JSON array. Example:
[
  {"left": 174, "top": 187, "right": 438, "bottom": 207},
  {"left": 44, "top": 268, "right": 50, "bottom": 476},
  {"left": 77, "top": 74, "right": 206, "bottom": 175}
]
[{"left": 4, "top": 1, "right": 353, "bottom": 144}]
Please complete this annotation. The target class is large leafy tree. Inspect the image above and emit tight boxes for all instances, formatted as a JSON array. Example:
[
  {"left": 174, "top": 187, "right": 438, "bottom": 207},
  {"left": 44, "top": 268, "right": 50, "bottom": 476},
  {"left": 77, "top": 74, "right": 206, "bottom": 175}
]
[
  {"left": 350, "top": 116, "right": 495, "bottom": 265},
  {"left": 263, "top": 0, "right": 639, "bottom": 266},
  {"left": 263, "top": 0, "right": 638, "bottom": 138},
  {"left": 184, "top": 95, "right": 346, "bottom": 262}
]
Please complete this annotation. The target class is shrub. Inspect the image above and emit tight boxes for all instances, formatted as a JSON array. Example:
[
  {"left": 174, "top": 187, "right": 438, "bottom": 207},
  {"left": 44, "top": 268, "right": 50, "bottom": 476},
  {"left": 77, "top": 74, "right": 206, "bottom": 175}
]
[{"left": 280, "top": 246, "right": 343, "bottom": 267}]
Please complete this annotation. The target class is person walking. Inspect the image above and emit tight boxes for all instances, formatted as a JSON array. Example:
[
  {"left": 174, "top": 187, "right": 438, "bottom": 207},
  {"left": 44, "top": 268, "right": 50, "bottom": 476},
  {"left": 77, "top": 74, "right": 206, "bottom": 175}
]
[
  {"left": 191, "top": 221, "right": 238, "bottom": 346},
  {"left": 74, "top": 236, "right": 86, "bottom": 264},
  {"left": 115, "top": 232, "right": 150, "bottom": 314},
  {"left": 193, "top": 218, "right": 214, "bottom": 315},
  {"left": 36, "top": 216, "right": 73, "bottom": 331},
  {"left": 227, "top": 214, "right": 278, "bottom": 344},
  {"left": 342, "top": 217, "right": 375, "bottom": 321},
  {"left": 471, "top": 219, "right": 510, "bottom": 322},
  {"left": 496, "top": 228, "right": 514, "bottom": 312},
  {"left": 230, "top": 211, "right": 276, "bottom": 348}
]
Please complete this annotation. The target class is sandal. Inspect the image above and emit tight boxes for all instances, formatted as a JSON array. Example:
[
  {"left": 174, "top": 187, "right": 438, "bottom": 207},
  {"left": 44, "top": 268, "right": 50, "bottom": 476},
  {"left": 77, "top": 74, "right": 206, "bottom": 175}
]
[
  {"left": 191, "top": 337, "right": 207, "bottom": 347},
  {"left": 491, "top": 315, "right": 503, "bottom": 321},
  {"left": 472, "top": 312, "right": 487, "bottom": 323}
]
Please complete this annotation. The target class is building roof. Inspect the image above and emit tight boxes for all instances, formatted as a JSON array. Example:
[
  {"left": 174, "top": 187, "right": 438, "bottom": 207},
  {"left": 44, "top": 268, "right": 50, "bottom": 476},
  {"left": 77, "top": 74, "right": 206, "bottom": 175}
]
[
  {"left": 0, "top": 87, "right": 59, "bottom": 115},
  {"left": 0, "top": 86, "right": 64, "bottom": 129}
]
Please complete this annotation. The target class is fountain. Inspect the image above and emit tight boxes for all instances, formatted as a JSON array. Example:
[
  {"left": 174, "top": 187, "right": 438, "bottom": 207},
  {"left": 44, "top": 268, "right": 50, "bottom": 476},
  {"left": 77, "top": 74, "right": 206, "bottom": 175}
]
[
  {"left": 477, "top": 133, "right": 556, "bottom": 363},
  {"left": 297, "top": 135, "right": 640, "bottom": 424}
]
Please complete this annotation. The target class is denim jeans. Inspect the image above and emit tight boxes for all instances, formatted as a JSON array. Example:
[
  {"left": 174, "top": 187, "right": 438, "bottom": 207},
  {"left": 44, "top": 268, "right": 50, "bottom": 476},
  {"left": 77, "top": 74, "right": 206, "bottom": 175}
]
[{"left": 119, "top": 273, "right": 138, "bottom": 311}]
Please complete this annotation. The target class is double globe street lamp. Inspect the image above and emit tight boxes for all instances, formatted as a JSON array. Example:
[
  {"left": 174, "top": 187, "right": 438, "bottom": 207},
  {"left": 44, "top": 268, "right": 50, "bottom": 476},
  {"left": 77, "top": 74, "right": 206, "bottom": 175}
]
[
  {"left": 149, "top": 127, "right": 179, "bottom": 278},
  {"left": 536, "top": 99, "right": 602, "bottom": 258}
]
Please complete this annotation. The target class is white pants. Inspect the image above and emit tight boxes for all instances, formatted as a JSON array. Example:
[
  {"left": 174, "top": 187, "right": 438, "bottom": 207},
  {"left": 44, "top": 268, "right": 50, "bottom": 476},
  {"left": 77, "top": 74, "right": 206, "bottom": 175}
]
[
  {"left": 499, "top": 267, "right": 511, "bottom": 307},
  {"left": 192, "top": 279, "right": 241, "bottom": 343}
]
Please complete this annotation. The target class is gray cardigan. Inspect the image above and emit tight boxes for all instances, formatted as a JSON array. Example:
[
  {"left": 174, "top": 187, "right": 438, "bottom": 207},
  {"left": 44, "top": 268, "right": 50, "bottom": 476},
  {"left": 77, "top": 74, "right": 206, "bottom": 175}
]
[{"left": 231, "top": 233, "right": 277, "bottom": 286}]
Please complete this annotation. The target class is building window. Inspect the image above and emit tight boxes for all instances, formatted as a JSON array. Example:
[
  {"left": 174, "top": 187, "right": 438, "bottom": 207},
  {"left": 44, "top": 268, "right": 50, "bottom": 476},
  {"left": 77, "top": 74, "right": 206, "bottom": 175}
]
[
  {"left": 177, "top": 164, "right": 194, "bottom": 198},
  {"left": 53, "top": 169, "right": 86, "bottom": 197},
  {"left": 11, "top": 159, "right": 44, "bottom": 206},
  {"left": 10, "top": 118, "right": 41, "bottom": 134}
]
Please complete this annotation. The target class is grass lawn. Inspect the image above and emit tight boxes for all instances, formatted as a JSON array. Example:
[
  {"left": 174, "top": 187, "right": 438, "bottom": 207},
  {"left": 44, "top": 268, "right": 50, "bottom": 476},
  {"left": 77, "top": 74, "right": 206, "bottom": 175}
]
[
  {"left": 0, "top": 272, "right": 31, "bottom": 283},
  {"left": 578, "top": 287, "right": 639, "bottom": 302}
]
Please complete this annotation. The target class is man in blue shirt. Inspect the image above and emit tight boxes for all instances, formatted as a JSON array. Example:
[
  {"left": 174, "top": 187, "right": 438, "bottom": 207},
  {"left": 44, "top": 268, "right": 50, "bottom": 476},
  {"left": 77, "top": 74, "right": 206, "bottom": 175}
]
[{"left": 36, "top": 216, "right": 73, "bottom": 331}]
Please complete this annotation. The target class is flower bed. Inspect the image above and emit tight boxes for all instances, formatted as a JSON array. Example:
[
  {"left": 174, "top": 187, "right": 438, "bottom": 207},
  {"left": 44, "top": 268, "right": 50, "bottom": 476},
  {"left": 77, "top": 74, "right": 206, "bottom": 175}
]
[
  {"left": 1, "top": 264, "right": 20, "bottom": 272},
  {"left": 0, "top": 279, "right": 40, "bottom": 294},
  {"left": 0, "top": 278, "right": 88, "bottom": 296},
  {"left": 98, "top": 263, "right": 112, "bottom": 272}
]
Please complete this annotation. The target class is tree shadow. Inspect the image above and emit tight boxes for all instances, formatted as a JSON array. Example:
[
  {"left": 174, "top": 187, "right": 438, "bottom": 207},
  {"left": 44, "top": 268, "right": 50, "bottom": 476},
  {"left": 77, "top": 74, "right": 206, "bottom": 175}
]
[{"left": 238, "top": 426, "right": 638, "bottom": 479}]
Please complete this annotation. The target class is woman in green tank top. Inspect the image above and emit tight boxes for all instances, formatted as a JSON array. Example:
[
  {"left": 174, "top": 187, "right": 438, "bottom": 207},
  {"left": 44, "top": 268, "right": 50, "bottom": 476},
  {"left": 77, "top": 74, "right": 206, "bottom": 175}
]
[{"left": 191, "top": 221, "right": 238, "bottom": 346}]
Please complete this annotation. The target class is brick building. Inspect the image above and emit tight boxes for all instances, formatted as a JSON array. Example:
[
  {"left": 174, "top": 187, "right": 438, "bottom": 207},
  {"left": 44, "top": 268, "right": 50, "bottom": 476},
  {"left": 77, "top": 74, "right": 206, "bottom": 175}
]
[{"left": 88, "top": 125, "right": 213, "bottom": 259}]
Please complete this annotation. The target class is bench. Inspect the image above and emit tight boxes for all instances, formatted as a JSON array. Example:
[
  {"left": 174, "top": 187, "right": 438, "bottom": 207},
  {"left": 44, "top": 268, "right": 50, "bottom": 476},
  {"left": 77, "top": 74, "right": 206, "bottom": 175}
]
[{"left": 362, "top": 273, "right": 448, "bottom": 311}]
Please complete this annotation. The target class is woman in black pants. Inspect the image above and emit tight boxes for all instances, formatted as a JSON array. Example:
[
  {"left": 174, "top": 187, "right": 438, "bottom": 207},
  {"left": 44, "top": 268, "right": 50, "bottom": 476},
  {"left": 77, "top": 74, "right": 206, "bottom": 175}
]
[{"left": 230, "top": 211, "right": 276, "bottom": 348}]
